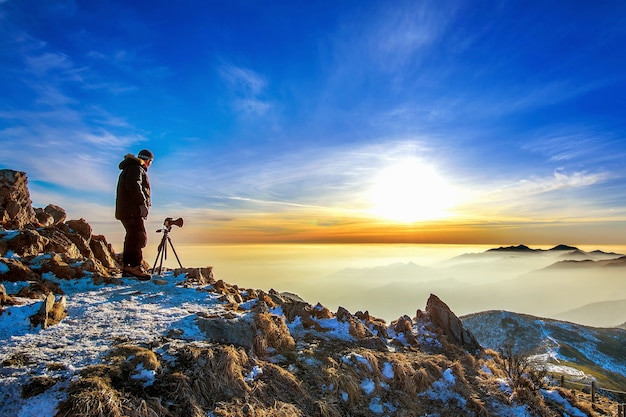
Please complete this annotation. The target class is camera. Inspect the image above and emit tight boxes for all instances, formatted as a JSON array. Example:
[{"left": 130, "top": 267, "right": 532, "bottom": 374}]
[
  {"left": 164, "top": 217, "right": 184, "bottom": 228},
  {"left": 157, "top": 217, "right": 184, "bottom": 233}
]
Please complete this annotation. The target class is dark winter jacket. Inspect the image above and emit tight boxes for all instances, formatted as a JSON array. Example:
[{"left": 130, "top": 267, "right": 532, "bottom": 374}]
[{"left": 115, "top": 154, "right": 151, "bottom": 220}]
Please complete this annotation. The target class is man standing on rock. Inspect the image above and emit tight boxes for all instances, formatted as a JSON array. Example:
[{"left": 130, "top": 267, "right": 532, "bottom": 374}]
[{"left": 115, "top": 149, "right": 154, "bottom": 281}]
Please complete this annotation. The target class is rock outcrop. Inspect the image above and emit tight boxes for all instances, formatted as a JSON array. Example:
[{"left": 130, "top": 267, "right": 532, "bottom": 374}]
[
  {"left": 424, "top": 293, "right": 482, "bottom": 352},
  {"left": 0, "top": 169, "right": 121, "bottom": 306},
  {"left": 0, "top": 170, "right": 37, "bottom": 229}
]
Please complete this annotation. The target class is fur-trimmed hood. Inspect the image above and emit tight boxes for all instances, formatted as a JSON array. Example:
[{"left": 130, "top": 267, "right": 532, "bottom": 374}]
[{"left": 119, "top": 154, "right": 146, "bottom": 170}]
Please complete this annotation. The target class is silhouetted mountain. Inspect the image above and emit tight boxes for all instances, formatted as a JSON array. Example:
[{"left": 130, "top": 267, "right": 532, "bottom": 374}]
[
  {"left": 487, "top": 244, "right": 536, "bottom": 252},
  {"left": 545, "top": 255, "right": 626, "bottom": 270},
  {"left": 549, "top": 244, "right": 579, "bottom": 251}
]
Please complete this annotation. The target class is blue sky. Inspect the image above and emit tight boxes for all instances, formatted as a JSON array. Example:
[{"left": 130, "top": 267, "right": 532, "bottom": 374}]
[{"left": 1, "top": 0, "right": 625, "bottom": 246}]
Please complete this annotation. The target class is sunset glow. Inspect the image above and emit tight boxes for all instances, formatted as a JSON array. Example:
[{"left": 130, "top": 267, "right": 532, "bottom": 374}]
[{"left": 368, "top": 159, "right": 460, "bottom": 223}]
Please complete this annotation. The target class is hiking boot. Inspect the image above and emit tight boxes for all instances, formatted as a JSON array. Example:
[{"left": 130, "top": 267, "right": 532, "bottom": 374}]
[{"left": 123, "top": 265, "right": 151, "bottom": 281}]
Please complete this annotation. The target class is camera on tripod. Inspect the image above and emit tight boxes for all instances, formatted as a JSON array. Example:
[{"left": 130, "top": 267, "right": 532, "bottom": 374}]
[
  {"left": 158, "top": 217, "right": 184, "bottom": 233},
  {"left": 152, "top": 217, "right": 184, "bottom": 275}
]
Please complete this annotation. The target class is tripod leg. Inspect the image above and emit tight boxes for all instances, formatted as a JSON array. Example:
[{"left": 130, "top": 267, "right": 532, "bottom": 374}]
[
  {"left": 152, "top": 233, "right": 168, "bottom": 275},
  {"left": 167, "top": 237, "right": 184, "bottom": 268}
]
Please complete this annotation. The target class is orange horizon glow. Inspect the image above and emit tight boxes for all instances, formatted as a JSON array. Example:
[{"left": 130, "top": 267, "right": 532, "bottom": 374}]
[{"left": 157, "top": 213, "right": 626, "bottom": 246}]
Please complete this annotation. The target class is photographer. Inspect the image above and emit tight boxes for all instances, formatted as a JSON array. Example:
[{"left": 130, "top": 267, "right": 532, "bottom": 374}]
[{"left": 115, "top": 149, "right": 154, "bottom": 280}]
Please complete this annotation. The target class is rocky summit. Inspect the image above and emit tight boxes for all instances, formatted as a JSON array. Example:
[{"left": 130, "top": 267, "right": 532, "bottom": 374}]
[{"left": 0, "top": 169, "right": 623, "bottom": 417}]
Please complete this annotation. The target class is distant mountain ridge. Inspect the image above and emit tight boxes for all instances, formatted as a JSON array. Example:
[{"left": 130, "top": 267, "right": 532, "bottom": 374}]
[
  {"left": 486, "top": 244, "right": 578, "bottom": 252},
  {"left": 301, "top": 243, "right": 626, "bottom": 326}
]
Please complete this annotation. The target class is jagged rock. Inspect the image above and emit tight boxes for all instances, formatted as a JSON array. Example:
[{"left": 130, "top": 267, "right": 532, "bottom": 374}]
[
  {"left": 0, "top": 283, "right": 17, "bottom": 306},
  {"left": 425, "top": 294, "right": 481, "bottom": 352},
  {"left": 356, "top": 310, "right": 389, "bottom": 339},
  {"left": 282, "top": 301, "right": 325, "bottom": 331},
  {"left": 34, "top": 208, "right": 54, "bottom": 227},
  {"left": 392, "top": 315, "right": 413, "bottom": 334},
  {"left": 0, "top": 170, "right": 37, "bottom": 229},
  {"left": 0, "top": 258, "right": 40, "bottom": 282},
  {"left": 279, "top": 292, "right": 306, "bottom": 303},
  {"left": 312, "top": 302, "right": 333, "bottom": 319},
  {"left": 218, "top": 292, "right": 242, "bottom": 308},
  {"left": 30, "top": 292, "right": 67, "bottom": 329},
  {"left": 43, "top": 204, "right": 66, "bottom": 226},
  {"left": 65, "top": 219, "right": 92, "bottom": 242},
  {"left": 213, "top": 279, "right": 233, "bottom": 295},
  {"left": 79, "top": 258, "right": 112, "bottom": 277},
  {"left": 174, "top": 267, "right": 214, "bottom": 285},
  {"left": 336, "top": 306, "right": 387, "bottom": 350},
  {"left": 337, "top": 306, "right": 366, "bottom": 339},
  {"left": 38, "top": 228, "right": 82, "bottom": 259},
  {"left": 4, "top": 229, "right": 49, "bottom": 257},
  {"left": 39, "top": 254, "right": 82, "bottom": 280},
  {"left": 90, "top": 235, "right": 120, "bottom": 270},
  {"left": 196, "top": 313, "right": 255, "bottom": 350},
  {"left": 62, "top": 230, "right": 94, "bottom": 259}
]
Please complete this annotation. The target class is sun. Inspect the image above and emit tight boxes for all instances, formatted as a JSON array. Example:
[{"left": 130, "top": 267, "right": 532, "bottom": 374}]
[{"left": 367, "top": 158, "right": 458, "bottom": 222}]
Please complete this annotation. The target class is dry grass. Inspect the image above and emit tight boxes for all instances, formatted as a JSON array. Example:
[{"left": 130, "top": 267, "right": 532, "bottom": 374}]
[
  {"left": 213, "top": 400, "right": 303, "bottom": 417},
  {"left": 21, "top": 376, "right": 57, "bottom": 399},
  {"left": 51, "top": 303, "right": 608, "bottom": 417},
  {"left": 174, "top": 344, "right": 251, "bottom": 405},
  {"left": 253, "top": 312, "right": 296, "bottom": 357},
  {"left": 322, "top": 358, "right": 364, "bottom": 406},
  {"left": 314, "top": 398, "right": 343, "bottom": 417},
  {"left": 55, "top": 376, "right": 124, "bottom": 417},
  {"left": 108, "top": 344, "right": 161, "bottom": 372},
  {"left": 254, "top": 362, "right": 305, "bottom": 402}
]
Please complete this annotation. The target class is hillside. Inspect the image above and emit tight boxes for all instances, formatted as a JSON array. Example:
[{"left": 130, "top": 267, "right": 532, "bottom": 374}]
[
  {"left": 1, "top": 169, "right": 624, "bottom": 416},
  {"left": 462, "top": 311, "right": 626, "bottom": 387}
]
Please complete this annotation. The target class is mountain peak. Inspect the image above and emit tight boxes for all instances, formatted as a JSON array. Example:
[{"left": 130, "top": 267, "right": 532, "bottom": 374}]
[
  {"left": 487, "top": 244, "right": 534, "bottom": 252},
  {"left": 549, "top": 244, "right": 579, "bottom": 251}
]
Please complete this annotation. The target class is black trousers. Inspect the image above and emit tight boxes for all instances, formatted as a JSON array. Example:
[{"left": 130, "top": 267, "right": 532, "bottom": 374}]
[{"left": 120, "top": 217, "right": 147, "bottom": 267}]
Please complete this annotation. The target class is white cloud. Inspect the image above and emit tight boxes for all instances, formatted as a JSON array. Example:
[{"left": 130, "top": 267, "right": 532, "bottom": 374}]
[
  {"left": 216, "top": 62, "right": 272, "bottom": 116},
  {"left": 218, "top": 62, "right": 267, "bottom": 96}
]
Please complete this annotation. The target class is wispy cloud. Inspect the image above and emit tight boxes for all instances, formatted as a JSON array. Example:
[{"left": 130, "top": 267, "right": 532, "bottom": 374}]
[
  {"left": 522, "top": 128, "right": 622, "bottom": 164},
  {"left": 466, "top": 169, "right": 613, "bottom": 221},
  {"left": 217, "top": 61, "right": 271, "bottom": 116}
]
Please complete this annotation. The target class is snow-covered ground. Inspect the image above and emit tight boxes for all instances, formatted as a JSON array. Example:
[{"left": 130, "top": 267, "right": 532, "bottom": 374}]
[
  {"left": 1, "top": 273, "right": 224, "bottom": 416},
  {"left": 0, "top": 271, "right": 596, "bottom": 417}
]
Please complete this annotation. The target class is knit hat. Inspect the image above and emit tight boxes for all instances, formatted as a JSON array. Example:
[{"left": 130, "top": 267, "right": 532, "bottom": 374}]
[{"left": 138, "top": 149, "right": 154, "bottom": 161}]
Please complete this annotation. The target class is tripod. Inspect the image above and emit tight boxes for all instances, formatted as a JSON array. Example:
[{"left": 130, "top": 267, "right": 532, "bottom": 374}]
[{"left": 152, "top": 218, "right": 184, "bottom": 275}]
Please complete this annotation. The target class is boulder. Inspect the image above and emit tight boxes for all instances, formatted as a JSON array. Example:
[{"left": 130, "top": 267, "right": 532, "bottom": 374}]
[
  {"left": 65, "top": 219, "right": 92, "bottom": 242},
  {"left": 196, "top": 313, "right": 255, "bottom": 350},
  {"left": 43, "top": 204, "right": 66, "bottom": 226},
  {"left": 29, "top": 292, "right": 67, "bottom": 329},
  {"left": 0, "top": 170, "right": 37, "bottom": 229},
  {"left": 39, "top": 228, "right": 82, "bottom": 260},
  {"left": 174, "top": 266, "right": 214, "bottom": 285},
  {"left": 39, "top": 254, "right": 82, "bottom": 280},
  {"left": 90, "top": 236, "right": 120, "bottom": 270},
  {"left": 34, "top": 208, "right": 54, "bottom": 227},
  {"left": 0, "top": 258, "right": 40, "bottom": 282},
  {"left": 4, "top": 229, "right": 49, "bottom": 257}
]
